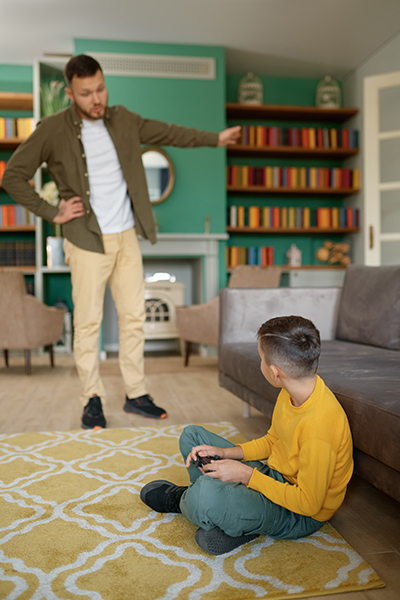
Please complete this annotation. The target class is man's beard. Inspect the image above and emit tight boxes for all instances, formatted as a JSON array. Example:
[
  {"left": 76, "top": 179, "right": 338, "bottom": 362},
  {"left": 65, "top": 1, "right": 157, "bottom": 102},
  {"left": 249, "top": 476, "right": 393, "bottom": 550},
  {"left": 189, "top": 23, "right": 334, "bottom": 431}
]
[{"left": 76, "top": 101, "right": 106, "bottom": 121}]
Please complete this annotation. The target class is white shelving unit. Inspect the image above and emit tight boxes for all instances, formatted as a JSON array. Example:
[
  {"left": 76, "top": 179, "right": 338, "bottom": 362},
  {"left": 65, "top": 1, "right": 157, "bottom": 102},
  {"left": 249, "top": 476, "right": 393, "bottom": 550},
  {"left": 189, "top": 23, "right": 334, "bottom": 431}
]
[{"left": 33, "top": 56, "right": 70, "bottom": 302}]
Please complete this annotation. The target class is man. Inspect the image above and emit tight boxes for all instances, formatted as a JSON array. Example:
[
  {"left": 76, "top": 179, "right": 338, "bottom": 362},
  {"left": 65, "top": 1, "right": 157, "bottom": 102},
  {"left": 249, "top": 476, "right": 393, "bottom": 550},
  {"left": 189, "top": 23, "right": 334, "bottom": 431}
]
[{"left": 2, "top": 54, "right": 241, "bottom": 430}]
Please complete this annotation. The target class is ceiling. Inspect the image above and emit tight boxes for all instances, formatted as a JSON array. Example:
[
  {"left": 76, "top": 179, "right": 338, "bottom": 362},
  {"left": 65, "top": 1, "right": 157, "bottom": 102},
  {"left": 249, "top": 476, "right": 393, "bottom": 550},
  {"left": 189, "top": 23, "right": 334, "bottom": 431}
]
[{"left": 2, "top": 0, "right": 400, "bottom": 79}]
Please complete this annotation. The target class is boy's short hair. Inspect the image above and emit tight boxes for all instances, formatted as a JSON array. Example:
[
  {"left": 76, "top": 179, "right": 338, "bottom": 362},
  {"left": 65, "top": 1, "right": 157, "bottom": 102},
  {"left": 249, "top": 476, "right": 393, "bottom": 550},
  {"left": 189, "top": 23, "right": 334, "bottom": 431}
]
[
  {"left": 64, "top": 55, "right": 103, "bottom": 86},
  {"left": 257, "top": 315, "right": 321, "bottom": 379}
]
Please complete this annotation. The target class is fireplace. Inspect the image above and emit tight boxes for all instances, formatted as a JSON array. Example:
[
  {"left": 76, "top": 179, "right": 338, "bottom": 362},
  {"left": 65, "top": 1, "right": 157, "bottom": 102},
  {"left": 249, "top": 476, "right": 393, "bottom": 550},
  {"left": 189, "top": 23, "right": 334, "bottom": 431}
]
[
  {"left": 144, "top": 279, "right": 185, "bottom": 340},
  {"left": 102, "top": 233, "right": 227, "bottom": 355}
]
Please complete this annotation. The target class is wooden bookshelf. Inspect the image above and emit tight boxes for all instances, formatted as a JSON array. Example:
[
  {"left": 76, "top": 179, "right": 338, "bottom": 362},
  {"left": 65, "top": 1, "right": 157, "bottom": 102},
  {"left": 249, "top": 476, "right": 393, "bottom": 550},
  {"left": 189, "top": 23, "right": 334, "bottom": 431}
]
[
  {"left": 0, "top": 92, "right": 33, "bottom": 112},
  {"left": 227, "top": 185, "right": 359, "bottom": 196},
  {"left": 226, "top": 103, "right": 358, "bottom": 122},
  {"left": 225, "top": 101, "right": 360, "bottom": 273},
  {"left": 227, "top": 226, "right": 360, "bottom": 234},
  {"left": 0, "top": 265, "right": 36, "bottom": 273},
  {"left": 227, "top": 145, "right": 358, "bottom": 159},
  {"left": 0, "top": 225, "right": 36, "bottom": 232},
  {"left": 0, "top": 137, "right": 27, "bottom": 150}
]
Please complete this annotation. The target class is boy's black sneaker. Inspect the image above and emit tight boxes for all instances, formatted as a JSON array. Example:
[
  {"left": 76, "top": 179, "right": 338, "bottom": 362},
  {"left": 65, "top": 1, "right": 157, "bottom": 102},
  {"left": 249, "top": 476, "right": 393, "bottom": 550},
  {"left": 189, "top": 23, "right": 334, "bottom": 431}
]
[
  {"left": 81, "top": 395, "right": 106, "bottom": 429},
  {"left": 195, "top": 526, "right": 260, "bottom": 555},
  {"left": 140, "top": 480, "right": 187, "bottom": 513},
  {"left": 124, "top": 394, "right": 167, "bottom": 419}
]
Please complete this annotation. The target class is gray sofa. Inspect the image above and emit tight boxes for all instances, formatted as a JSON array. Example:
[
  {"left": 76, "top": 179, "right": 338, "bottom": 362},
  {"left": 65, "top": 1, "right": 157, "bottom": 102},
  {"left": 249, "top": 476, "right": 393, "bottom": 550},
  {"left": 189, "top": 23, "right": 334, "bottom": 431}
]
[{"left": 219, "top": 265, "right": 400, "bottom": 504}]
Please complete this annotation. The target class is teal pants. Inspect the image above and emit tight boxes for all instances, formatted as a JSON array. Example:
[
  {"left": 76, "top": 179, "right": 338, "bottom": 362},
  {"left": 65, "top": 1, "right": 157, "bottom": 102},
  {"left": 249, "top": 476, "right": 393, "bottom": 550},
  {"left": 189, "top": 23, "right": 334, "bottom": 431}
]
[{"left": 179, "top": 425, "right": 323, "bottom": 539}]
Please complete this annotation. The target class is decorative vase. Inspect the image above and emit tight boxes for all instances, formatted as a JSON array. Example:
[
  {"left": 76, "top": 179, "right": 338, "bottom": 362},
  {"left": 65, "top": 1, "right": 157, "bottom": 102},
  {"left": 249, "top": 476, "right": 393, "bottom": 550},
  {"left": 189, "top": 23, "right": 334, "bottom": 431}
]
[
  {"left": 286, "top": 243, "right": 302, "bottom": 267},
  {"left": 316, "top": 76, "right": 342, "bottom": 109},
  {"left": 238, "top": 72, "right": 264, "bottom": 105}
]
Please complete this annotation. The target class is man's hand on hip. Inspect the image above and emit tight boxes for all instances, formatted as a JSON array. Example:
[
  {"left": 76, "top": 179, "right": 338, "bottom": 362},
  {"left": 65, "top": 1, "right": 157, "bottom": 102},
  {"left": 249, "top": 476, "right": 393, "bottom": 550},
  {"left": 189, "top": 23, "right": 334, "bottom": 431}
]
[{"left": 53, "top": 196, "right": 86, "bottom": 224}]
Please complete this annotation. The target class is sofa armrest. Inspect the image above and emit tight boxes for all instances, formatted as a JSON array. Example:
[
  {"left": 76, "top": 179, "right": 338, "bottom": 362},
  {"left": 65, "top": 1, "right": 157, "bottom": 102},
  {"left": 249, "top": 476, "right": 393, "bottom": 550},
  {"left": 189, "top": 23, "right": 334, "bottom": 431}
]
[{"left": 219, "top": 287, "right": 342, "bottom": 345}]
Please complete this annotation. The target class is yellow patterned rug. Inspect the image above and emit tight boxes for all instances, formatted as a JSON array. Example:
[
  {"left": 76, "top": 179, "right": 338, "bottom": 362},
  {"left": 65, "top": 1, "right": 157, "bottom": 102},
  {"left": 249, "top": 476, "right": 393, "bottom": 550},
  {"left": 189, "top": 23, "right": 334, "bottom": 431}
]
[{"left": 0, "top": 422, "right": 384, "bottom": 600}]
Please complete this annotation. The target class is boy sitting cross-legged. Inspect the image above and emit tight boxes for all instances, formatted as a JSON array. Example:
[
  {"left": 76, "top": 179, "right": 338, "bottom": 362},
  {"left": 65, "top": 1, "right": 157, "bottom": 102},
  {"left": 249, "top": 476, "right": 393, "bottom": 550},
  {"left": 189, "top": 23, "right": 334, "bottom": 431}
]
[{"left": 140, "top": 315, "right": 354, "bottom": 555}]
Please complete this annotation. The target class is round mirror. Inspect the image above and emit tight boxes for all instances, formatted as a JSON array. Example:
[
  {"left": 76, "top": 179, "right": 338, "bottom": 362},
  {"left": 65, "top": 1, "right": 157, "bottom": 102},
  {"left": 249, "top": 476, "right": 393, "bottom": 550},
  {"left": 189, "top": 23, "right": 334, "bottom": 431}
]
[{"left": 141, "top": 147, "right": 175, "bottom": 204}]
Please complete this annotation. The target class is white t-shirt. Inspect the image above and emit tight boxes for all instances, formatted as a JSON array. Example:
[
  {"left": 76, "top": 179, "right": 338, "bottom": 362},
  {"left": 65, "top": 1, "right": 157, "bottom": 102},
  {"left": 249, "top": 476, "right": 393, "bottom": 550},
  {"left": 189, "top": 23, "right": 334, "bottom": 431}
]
[{"left": 81, "top": 119, "right": 135, "bottom": 234}]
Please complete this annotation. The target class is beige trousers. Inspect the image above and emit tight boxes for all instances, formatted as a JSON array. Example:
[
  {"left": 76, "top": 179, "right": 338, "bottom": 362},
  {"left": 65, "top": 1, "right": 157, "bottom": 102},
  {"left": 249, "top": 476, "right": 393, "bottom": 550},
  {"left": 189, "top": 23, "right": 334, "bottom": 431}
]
[{"left": 64, "top": 228, "right": 147, "bottom": 406}]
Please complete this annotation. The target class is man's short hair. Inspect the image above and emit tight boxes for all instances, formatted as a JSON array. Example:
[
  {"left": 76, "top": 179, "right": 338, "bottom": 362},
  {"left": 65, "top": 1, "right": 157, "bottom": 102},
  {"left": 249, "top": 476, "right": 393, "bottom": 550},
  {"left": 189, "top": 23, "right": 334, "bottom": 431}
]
[
  {"left": 257, "top": 315, "right": 321, "bottom": 379},
  {"left": 64, "top": 55, "right": 103, "bottom": 86}
]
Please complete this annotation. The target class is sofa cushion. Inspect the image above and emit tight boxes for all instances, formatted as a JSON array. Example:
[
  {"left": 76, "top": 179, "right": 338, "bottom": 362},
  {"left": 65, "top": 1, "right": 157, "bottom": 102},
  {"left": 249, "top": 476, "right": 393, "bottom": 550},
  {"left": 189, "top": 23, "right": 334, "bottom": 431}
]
[
  {"left": 219, "top": 339, "right": 400, "bottom": 474},
  {"left": 219, "top": 342, "right": 279, "bottom": 408},
  {"left": 336, "top": 265, "right": 400, "bottom": 350}
]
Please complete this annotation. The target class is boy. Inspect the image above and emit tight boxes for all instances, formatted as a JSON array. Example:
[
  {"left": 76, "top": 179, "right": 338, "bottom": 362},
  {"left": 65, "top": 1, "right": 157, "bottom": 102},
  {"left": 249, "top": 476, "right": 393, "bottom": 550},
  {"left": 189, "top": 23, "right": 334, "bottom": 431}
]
[{"left": 140, "top": 315, "right": 354, "bottom": 555}]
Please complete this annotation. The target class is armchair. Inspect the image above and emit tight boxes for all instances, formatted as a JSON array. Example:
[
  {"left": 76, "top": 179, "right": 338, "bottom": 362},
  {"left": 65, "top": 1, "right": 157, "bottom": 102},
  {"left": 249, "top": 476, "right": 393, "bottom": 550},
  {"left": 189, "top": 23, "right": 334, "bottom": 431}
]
[
  {"left": 176, "top": 265, "right": 282, "bottom": 366},
  {"left": 0, "top": 270, "right": 65, "bottom": 374}
]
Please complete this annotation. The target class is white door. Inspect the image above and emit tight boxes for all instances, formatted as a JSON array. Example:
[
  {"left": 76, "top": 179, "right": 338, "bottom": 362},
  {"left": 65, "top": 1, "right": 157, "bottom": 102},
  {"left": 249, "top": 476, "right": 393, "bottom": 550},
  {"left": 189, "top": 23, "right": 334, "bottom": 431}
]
[{"left": 364, "top": 71, "right": 400, "bottom": 265}]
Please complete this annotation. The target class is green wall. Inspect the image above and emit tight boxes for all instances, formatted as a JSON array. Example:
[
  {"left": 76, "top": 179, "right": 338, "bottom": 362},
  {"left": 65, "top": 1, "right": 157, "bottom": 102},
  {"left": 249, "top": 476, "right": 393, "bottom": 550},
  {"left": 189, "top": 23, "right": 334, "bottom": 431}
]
[
  {"left": 0, "top": 64, "right": 32, "bottom": 94},
  {"left": 227, "top": 74, "right": 323, "bottom": 106}
]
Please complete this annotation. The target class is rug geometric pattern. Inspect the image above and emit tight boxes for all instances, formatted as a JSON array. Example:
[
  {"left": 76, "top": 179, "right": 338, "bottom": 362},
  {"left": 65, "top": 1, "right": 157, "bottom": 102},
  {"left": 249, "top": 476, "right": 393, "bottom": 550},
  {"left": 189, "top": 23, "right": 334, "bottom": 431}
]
[{"left": 0, "top": 422, "right": 384, "bottom": 600}]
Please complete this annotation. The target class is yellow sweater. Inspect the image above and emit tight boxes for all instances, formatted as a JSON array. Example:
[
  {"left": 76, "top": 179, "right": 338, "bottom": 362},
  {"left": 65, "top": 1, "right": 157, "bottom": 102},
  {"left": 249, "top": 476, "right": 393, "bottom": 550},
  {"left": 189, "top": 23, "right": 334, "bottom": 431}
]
[{"left": 239, "top": 375, "right": 353, "bottom": 522}]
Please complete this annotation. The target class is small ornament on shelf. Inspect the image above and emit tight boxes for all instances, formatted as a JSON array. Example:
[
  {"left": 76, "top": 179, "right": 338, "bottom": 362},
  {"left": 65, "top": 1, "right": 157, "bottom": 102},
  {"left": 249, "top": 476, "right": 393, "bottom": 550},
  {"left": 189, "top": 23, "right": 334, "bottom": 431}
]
[
  {"left": 286, "top": 243, "right": 302, "bottom": 267},
  {"left": 238, "top": 72, "right": 263, "bottom": 105},
  {"left": 316, "top": 240, "right": 351, "bottom": 266},
  {"left": 316, "top": 76, "right": 342, "bottom": 109},
  {"left": 204, "top": 215, "right": 211, "bottom": 234}
]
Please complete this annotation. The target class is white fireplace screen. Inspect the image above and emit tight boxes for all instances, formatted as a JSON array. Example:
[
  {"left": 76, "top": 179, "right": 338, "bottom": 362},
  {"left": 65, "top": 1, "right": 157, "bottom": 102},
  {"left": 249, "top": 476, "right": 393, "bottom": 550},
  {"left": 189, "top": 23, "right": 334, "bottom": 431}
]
[{"left": 144, "top": 280, "right": 184, "bottom": 340}]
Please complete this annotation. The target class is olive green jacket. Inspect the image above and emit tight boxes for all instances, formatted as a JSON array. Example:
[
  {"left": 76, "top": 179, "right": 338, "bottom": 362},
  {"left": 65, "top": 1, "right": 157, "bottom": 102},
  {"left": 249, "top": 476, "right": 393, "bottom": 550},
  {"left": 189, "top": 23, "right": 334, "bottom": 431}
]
[{"left": 2, "top": 104, "right": 219, "bottom": 252}]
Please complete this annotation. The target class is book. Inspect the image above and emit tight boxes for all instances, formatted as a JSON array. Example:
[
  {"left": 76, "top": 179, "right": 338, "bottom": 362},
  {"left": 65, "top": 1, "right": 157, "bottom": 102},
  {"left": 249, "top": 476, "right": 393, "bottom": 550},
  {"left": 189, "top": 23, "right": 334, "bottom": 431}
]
[
  {"left": 309, "top": 128, "right": 316, "bottom": 149},
  {"left": 346, "top": 207, "right": 354, "bottom": 227},
  {"left": 352, "top": 168, "right": 360, "bottom": 189},
  {"left": 247, "top": 246, "right": 257, "bottom": 265},
  {"left": 309, "top": 167, "right": 317, "bottom": 189},
  {"left": 288, "top": 207, "right": 296, "bottom": 228},
  {"left": 248, "top": 126, "right": 256, "bottom": 146},
  {"left": 262, "top": 206, "right": 271, "bottom": 228},
  {"left": 265, "top": 166, "right": 273, "bottom": 188},
  {"left": 237, "top": 206, "right": 245, "bottom": 227},
  {"left": 281, "top": 206, "right": 288, "bottom": 228},
  {"left": 272, "top": 207, "right": 280, "bottom": 228},
  {"left": 0, "top": 160, "right": 7, "bottom": 180},
  {"left": 249, "top": 206, "right": 260, "bottom": 228},
  {"left": 303, "top": 207, "right": 311, "bottom": 229},
  {"left": 330, "top": 128, "right": 338, "bottom": 149},
  {"left": 331, "top": 207, "right": 340, "bottom": 228},
  {"left": 229, "top": 205, "right": 237, "bottom": 227}
]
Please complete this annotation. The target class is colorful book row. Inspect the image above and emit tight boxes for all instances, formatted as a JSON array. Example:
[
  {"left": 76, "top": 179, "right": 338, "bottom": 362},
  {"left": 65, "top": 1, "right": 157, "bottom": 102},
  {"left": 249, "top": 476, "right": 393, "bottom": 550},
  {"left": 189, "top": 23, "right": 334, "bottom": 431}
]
[
  {"left": 227, "top": 245, "right": 274, "bottom": 268},
  {"left": 0, "top": 204, "right": 35, "bottom": 226},
  {"left": 0, "top": 117, "right": 35, "bottom": 139},
  {"left": 239, "top": 126, "right": 358, "bottom": 149},
  {"left": 0, "top": 241, "right": 36, "bottom": 267},
  {"left": 229, "top": 205, "right": 360, "bottom": 229},
  {"left": 227, "top": 166, "right": 360, "bottom": 190}
]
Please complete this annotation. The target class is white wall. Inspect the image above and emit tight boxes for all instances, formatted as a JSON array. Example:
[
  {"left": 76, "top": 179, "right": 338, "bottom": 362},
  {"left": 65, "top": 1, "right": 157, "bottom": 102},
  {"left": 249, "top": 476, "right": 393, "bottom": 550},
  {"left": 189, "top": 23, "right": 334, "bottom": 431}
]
[{"left": 343, "top": 31, "right": 400, "bottom": 264}]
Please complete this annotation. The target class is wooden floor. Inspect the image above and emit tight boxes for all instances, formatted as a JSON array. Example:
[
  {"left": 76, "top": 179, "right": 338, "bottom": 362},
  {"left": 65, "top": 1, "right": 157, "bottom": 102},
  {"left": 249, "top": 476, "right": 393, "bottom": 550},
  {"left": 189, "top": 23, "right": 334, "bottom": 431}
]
[{"left": 1, "top": 352, "right": 399, "bottom": 600}]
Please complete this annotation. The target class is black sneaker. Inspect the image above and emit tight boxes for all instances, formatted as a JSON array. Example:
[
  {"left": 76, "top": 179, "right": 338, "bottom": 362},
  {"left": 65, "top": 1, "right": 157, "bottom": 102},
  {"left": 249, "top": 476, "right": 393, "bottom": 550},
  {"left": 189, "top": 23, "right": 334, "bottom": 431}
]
[
  {"left": 124, "top": 394, "right": 167, "bottom": 419},
  {"left": 140, "top": 480, "right": 187, "bottom": 513},
  {"left": 195, "top": 526, "right": 260, "bottom": 555},
  {"left": 81, "top": 395, "right": 106, "bottom": 429}
]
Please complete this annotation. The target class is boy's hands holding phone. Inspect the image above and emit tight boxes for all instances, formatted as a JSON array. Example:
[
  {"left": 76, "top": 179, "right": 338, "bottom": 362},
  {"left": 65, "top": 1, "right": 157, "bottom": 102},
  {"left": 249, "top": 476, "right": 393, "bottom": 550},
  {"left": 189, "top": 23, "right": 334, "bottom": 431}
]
[{"left": 186, "top": 444, "right": 253, "bottom": 486}]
